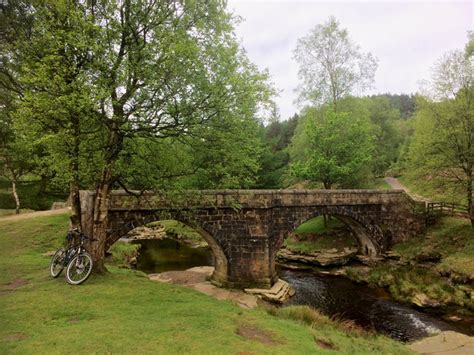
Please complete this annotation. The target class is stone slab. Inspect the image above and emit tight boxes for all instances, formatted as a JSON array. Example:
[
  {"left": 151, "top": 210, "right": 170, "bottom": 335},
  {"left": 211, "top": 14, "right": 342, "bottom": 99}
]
[{"left": 409, "top": 331, "right": 474, "bottom": 354}]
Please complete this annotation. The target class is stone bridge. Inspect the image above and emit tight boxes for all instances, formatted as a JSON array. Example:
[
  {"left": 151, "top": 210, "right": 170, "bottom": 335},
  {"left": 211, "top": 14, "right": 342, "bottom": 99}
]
[{"left": 80, "top": 189, "right": 425, "bottom": 289}]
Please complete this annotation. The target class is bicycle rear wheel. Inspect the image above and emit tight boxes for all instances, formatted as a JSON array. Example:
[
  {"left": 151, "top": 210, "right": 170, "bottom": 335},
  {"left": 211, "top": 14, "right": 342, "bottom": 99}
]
[
  {"left": 65, "top": 252, "right": 93, "bottom": 285},
  {"left": 50, "top": 247, "right": 66, "bottom": 278}
]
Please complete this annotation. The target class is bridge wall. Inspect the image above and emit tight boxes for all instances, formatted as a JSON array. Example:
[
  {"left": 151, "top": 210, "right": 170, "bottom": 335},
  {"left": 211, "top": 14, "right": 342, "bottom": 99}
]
[{"left": 79, "top": 189, "right": 425, "bottom": 289}]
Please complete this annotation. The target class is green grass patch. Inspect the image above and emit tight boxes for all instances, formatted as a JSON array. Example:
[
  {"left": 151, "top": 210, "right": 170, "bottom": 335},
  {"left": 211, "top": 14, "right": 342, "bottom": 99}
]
[
  {"left": 0, "top": 213, "right": 409, "bottom": 353},
  {"left": 149, "top": 219, "right": 206, "bottom": 244},
  {"left": 285, "top": 217, "right": 357, "bottom": 253},
  {"left": 108, "top": 241, "right": 141, "bottom": 268},
  {"left": 347, "top": 264, "right": 472, "bottom": 310},
  {"left": 294, "top": 216, "right": 343, "bottom": 236},
  {"left": 269, "top": 306, "right": 410, "bottom": 353},
  {"left": 364, "top": 178, "right": 392, "bottom": 190},
  {"left": 393, "top": 217, "right": 474, "bottom": 279},
  {"left": 398, "top": 175, "right": 465, "bottom": 204}
]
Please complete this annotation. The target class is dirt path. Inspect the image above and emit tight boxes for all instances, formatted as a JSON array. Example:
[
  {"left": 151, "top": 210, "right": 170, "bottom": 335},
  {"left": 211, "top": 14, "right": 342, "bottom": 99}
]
[
  {"left": 0, "top": 208, "right": 69, "bottom": 222},
  {"left": 384, "top": 177, "right": 431, "bottom": 202}
]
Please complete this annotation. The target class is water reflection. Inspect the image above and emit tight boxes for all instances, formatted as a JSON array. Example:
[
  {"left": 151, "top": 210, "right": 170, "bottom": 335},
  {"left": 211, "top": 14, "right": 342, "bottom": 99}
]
[{"left": 132, "top": 238, "right": 213, "bottom": 274}]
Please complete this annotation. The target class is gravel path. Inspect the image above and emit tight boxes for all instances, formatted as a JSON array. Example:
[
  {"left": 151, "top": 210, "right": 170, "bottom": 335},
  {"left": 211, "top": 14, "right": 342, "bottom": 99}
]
[
  {"left": 0, "top": 208, "right": 69, "bottom": 222},
  {"left": 384, "top": 177, "right": 431, "bottom": 202}
]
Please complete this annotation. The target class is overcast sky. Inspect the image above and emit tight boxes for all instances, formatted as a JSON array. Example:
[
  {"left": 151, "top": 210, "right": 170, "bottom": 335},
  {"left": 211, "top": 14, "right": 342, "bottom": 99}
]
[{"left": 227, "top": 0, "right": 473, "bottom": 119}]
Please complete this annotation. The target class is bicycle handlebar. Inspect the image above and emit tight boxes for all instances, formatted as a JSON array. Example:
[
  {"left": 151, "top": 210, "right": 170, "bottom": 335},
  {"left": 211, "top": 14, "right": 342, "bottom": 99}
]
[{"left": 67, "top": 230, "right": 98, "bottom": 242}]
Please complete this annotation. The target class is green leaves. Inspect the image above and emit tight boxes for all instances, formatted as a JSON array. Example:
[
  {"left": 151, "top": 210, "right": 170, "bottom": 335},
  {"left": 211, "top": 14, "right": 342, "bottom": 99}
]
[
  {"left": 294, "top": 16, "right": 378, "bottom": 108},
  {"left": 403, "top": 39, "right": 473, "bottom": 224},
  {"left": 6, "top": 0, "right": 274, "bottom": 194},
  {"left": 290, "top": 107, "right": 374, "bottom": 189}
]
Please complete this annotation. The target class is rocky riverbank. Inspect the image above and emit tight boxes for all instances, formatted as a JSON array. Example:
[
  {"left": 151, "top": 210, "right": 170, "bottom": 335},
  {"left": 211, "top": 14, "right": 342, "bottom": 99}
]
[{"left": 148, "top": 266, "right": 294, "bottom": 307}]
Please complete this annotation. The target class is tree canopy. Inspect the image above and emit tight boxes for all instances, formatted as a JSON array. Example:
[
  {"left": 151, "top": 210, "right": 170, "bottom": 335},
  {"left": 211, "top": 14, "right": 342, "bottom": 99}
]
[
  {"left": 403, "top": 38, "right": 473, "bottom": 225},
  {"left": 294, "top": 16, "right": 378, "bottom": 110},
  {"left": 3, "top": 0, "right": 275, "bottom": 267}
]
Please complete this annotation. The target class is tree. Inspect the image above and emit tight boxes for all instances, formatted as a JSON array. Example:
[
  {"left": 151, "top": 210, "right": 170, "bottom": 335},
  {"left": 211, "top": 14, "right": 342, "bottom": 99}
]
[
  {"left": 255, "top": 114, "right": 299, "bottom": 188},
  {"left": 406, "top": 40, "right": 473, "bottom": 226},
  {"left": 12, "top": 0, "right": 274, "bottom": 271},
  {"left": 11, "top": 1, "right": 101, "bottom": 228},
  {"left": 365, "top": 96, "right": 404, "bottom": 176},
  {"left": 294, "top": 16, "right": 377, "bottom": 110},
  {"left": 0, "top": 122, "right": 36, "bottom": 214},
  {"left": 290, "top": 107, "right": 374, "bottom": 189},
  {"left": 0, "top": 0, "right": 39, "bottom": 214}
]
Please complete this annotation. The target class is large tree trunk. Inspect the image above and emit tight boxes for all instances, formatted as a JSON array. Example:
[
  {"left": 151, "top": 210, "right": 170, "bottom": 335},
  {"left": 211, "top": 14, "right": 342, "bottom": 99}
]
[
  {"left": 90, "top": 167, "right": 114, "bottom": 273},
  {"left": 69, "top": 180, "right": 82, "bottom": 229},
  {"left": 69, "top": 114, "right": 82, "bottom": 229},
  {"left": 11, "top": 179, "right": 20, "bottom": 214}
]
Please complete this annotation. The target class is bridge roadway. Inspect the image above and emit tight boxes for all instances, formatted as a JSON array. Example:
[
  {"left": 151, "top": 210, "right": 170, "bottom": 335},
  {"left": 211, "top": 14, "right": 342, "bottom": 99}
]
[{"left": 80, "top": 189, "right": 425, "bottom": 289}]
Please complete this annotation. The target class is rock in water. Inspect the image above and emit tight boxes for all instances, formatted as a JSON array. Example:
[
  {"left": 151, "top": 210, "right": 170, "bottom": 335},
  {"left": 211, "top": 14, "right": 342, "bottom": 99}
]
[
  {"left": 244, "top": 280, "right": 295, "bottom": 304},
  {"left": 411, "top": 293, "right": 442, "bottom": 308},
  {"left": 277, "top": 248, "right": 357, "bottom": 267}
]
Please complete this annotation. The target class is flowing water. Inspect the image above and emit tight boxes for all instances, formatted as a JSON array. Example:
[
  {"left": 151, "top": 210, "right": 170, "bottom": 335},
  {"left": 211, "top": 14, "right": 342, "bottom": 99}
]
[
  {"left": 279, "top": 268, "right": 473, "bottom": 341},
  {"left": 132, "top": 238, "right": 473, "bottom": 342}
]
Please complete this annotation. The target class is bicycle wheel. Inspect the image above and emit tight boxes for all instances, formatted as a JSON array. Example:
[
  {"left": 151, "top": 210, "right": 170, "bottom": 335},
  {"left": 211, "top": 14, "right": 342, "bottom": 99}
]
[
  {"left": 50, "top": 247, "right": 66, "bottom": 278},
  {"left": 65, "top": 252, "right": 93, "bottom": 285}
]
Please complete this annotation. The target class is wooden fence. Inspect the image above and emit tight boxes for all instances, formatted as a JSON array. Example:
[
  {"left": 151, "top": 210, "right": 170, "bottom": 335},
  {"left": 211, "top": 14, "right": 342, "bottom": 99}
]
[{"left": 426, "top": 202, "right": 470, "bottom": 218}]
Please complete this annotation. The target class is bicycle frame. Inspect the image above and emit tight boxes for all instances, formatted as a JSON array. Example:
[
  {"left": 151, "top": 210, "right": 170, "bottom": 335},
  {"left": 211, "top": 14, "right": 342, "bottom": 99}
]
[{"left": 61, "top": 233, "right": 91, "bottom": 267}]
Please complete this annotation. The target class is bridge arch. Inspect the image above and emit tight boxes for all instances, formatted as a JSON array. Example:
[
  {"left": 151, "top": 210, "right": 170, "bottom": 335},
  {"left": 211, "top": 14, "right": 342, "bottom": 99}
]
[
  {"left": 272, "top": 206, "right": 385, "bottom": 257},
  {"left": 104, "top": 212, "right": 229, "bottom": 287}
]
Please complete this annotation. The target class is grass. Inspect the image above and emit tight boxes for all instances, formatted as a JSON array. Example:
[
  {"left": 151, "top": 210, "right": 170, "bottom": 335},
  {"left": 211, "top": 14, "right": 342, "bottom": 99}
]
[
  {"left": 108, "top": 241, "right": 141, "bottom": 268},
  {"left": 0, "top": 213, "right": 410, "bottom": 354},
  {"left": 0, "top": 178, "right": 67, "bottom": 211},
  {"left": 284, "top": 216, "right": 357, "bottom": 253},
  {"left": 393, "top": 217, "right": 474, "bottom": 278},
  {"left": 364, "top": 178, "right": 392, "bottom": 190},
  {"left": 149, "top": 219, "right": 206, "bottom": 245},
  {"left": 347, "top": 264, "right": 471, "bottom": 310},
  {"left": 398, "top": 175, "right": 465, "bottom": 204},
  {"left": 294, "top": 216, "right": 343, "bottom": 236}
]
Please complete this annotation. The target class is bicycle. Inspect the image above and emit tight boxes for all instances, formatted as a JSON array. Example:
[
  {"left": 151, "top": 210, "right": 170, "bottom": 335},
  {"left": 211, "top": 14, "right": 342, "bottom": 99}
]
[{"left": 49, "top": 228, "right": 96, "bottom": 285}]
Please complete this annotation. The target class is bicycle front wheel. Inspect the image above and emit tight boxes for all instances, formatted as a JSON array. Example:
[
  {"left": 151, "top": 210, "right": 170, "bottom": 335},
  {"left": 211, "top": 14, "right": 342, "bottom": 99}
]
[
  {"left": 65, "top": 252, "right": 93, "bottom": 285},
  {"left": 50, "top": 247, "right": 66, "bottom": 278}
]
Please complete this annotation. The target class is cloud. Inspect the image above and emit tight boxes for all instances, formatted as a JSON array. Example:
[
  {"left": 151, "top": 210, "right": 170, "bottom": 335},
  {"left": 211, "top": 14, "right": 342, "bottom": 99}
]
[{"left": 228, "top": 0, "right": 473, "bottom": 119}]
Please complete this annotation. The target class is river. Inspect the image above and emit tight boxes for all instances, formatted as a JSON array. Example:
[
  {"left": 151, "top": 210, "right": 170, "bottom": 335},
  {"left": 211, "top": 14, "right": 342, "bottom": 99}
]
[{"left": 132, "top": 238, "right": 473, "bottom": 342}]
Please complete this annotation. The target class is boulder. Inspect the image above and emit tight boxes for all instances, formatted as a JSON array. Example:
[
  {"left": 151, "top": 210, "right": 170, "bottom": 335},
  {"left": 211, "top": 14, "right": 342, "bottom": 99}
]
[
  {"left": 277, "top": 248, "right": 357, "bottom": 267},
  {"left": 126, "top": 226, "right": 166, "bottom": 240},
  {"left": 411, "top": 292, "right": 442, "bottom": 308},
  {"left": 244, "top": 279, "right": 295, "bottom": 304}
]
